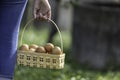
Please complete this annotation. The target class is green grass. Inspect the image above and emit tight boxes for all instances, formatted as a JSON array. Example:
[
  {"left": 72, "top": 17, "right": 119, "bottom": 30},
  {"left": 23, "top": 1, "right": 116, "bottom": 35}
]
[{"left": 14, "top": 27, "right": 120, "bottom": 80}]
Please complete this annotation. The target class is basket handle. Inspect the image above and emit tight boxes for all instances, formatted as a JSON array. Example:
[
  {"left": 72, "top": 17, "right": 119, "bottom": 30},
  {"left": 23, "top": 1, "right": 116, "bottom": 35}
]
[{"left": 20, "top": 18, "right": 63, "bottom": 52}]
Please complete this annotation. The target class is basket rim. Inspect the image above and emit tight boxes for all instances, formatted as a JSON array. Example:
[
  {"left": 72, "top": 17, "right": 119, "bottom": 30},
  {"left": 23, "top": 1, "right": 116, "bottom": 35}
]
[{"left": 17, "top": 50, "right": 65, "bottom": 57}]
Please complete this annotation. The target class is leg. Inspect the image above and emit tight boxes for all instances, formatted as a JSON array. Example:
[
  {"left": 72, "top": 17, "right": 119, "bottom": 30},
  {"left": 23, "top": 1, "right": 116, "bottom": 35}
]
[
  {"left": 47, "top": 26, "right": 58, "bottom": 43},
  {"left": 47, "top": 0, "right": 59, "bottom": 43},
  {"left": 0, "top": 0, "right": 27, "bottom": 79},
  {"left": 0, "top": 77, "right": 11, "bottom": 80}
]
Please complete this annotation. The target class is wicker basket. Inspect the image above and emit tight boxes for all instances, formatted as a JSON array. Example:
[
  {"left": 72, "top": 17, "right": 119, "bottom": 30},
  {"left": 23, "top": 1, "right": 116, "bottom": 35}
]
[
  {"left": 17, "top": 50, "right": 65, "bottom": 69},
  {"left": 16, "top": 19, "right": 65, "bottom": 69}
]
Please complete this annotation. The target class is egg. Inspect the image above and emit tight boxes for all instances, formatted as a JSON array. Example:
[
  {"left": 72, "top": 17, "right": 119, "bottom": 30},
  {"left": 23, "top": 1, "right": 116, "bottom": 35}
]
[
  {"left": 52, "top": 46, "right": 62, "bottom": 55},
  {"left": 44, "top": 43, "right": 54, "bottom": 52},
  {"left": 19, "top": 44, "right": 29, "bottom": 51},
  {"left": 29, "top": 48, "right": 36, "bottom": 52},
  {"left": 29, "top": 44, "right": 38, "bottom": 49},
  {"left": 35, "top": 46, "right": 46, "bottom": 53}
]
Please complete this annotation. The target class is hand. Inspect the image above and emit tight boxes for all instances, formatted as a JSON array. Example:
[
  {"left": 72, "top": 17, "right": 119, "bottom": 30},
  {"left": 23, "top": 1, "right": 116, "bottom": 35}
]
[{"left": 33, "top": 0, "right": 51, "bottom": 21}]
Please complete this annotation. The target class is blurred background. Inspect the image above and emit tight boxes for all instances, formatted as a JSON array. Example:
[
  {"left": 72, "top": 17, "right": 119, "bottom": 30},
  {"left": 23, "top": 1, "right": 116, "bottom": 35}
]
[{"left": 14, "top": 0, "right": 120, "bottom": 80}]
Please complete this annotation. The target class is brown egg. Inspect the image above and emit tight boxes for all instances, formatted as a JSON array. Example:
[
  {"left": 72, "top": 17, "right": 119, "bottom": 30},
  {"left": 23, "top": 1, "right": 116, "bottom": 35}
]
[
  {"left": 29, "top": 44, "right": 38, "bottom": 49},
  {"left": 52, "top": 46, "right": 62, "bottom": 55},
  {"left": 44, "top": 43, "right": 54, "bottom": 52},
  {"left": 29, "top": 48, "right": 36, "bottom": 52},
  {"left": 19, "top": 44, "right": 29, "bottom": 51},
  {"left": 35, "top": 46, "right": 46, "bottom": 53}
]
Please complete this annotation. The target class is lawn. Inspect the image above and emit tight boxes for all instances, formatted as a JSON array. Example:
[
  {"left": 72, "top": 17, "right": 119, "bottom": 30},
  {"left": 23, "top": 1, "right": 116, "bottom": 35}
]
[{"left": 14, "top": 26, "right": 120, "bottom": 80}]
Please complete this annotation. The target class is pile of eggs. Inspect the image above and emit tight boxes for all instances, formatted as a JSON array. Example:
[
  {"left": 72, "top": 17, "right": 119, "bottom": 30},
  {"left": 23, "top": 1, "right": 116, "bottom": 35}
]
[{"left": 19, "top": 43, "right": 63, "bottom": 55}]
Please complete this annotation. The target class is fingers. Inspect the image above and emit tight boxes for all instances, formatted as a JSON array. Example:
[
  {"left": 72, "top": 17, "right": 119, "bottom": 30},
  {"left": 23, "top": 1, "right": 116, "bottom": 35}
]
[
  {"left": 33, "top": 8, "right": 40, "bottom": 19},
  {"left": 39, "top": 13, "right": 47, "bottom": 20},
  {"left": 34, "top": 10, "right": 51, "bottom": 21},
  {"left": 33, "top": 9, "right": 37, "bottom": 19},
  {"left": 46, "top": 10, "right": 51, "bottom": 20},
  {"left": 33, "top": 0, "right": 51, "bottom": 21}
]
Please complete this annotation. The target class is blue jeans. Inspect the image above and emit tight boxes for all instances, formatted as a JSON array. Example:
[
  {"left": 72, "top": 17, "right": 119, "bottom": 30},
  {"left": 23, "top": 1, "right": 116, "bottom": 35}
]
[{"left": 0, "top": 0, "right": 27, "bottom": 79}]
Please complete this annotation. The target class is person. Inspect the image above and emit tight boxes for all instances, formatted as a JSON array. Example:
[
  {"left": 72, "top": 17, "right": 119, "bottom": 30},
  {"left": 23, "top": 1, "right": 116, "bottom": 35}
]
[
  {"left": 47, "top": 0, "right": 61, "bottom": 43},
  {"left": 0, "top": 0, "right": 51, "bottom": 80}
]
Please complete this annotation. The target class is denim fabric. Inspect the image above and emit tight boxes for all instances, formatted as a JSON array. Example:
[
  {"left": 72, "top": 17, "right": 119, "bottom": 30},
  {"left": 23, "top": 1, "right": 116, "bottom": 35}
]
[
  {"left": 0, "top": 77, "right": 11, "bottom": 80},
  {"left": 0, "top": 0, "right": 27, "bottom": 78},
  {"left": 0, "top": 0, "right": 26, "bottom": 4}
]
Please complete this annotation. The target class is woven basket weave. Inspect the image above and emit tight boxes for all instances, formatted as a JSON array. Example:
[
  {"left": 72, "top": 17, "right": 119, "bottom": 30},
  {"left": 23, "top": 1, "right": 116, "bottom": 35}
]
[
  {"left": 16, "top": 19, "right": 65, "bottom": 69},
  {"left": 17, "top": 50, "right": 65, "bottom": 69}
]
